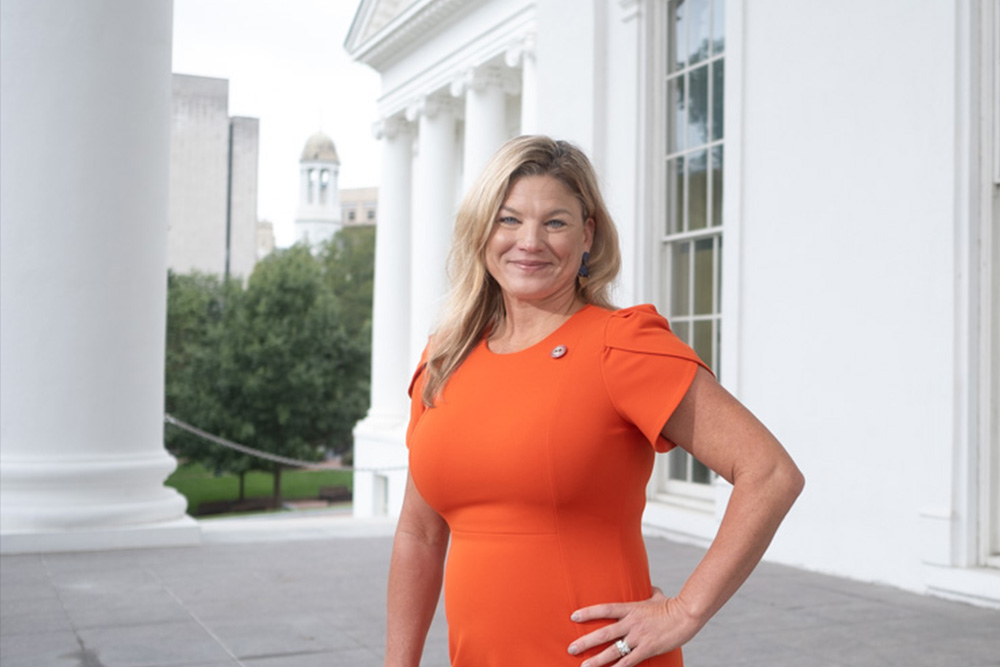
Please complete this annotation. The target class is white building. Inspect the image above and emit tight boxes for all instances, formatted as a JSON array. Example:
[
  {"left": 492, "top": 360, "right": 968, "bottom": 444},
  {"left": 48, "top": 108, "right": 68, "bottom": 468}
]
[
  {"left": 346, "top": 0, "right": 1000, "bottom": 607},
  {"left": 169, "top": 74, "right": 260, "bottom": 279},
  {"left": 294, "top": 132, "right": 343, "bottom": 247}
]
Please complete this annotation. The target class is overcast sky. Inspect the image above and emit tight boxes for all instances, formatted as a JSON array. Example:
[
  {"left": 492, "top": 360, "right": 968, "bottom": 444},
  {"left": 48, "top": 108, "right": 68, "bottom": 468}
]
[{"left": 172, "top": 0, "right": 382, "bottom": 247}]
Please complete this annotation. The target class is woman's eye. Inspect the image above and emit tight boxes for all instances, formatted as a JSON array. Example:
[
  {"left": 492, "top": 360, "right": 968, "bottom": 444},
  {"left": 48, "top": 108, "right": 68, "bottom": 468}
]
[
  {"left": 545, "top": 219, "right": 567, "bottom": 229},
  {"left": 498, "top": 216, "right": 519, "bottom": 225}
]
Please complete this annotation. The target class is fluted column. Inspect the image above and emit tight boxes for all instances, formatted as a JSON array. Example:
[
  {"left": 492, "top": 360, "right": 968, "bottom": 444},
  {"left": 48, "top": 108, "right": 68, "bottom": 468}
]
[
  {"left": 0, "top": 0, "right": 198, "bottom": 552},
  {"left": 406, "top": 93, "right": 462, "bottom": 369},
  {"left": 453, "top": 66, "right": 513, "bottom": 193},
  {"left": 507, "top": 35, "right": 538, "bottom": 134}
]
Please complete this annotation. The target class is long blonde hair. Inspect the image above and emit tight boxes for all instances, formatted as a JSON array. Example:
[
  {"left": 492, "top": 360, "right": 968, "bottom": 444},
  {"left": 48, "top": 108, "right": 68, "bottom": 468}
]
[{"left": 422, "top": 135, "right": 621, "bottom": 406}]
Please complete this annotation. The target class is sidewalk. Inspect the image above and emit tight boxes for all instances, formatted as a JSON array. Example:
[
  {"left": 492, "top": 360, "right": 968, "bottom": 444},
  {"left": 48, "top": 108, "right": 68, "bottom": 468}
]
[{"left": 1, "top": 517, "right": 997, "bottom": 666}]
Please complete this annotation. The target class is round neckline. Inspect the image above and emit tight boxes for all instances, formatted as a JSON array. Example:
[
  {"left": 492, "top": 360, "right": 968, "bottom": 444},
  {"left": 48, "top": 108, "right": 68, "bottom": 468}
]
[{"left": 482, "top": 304, "right": 596, "bottom": 357}]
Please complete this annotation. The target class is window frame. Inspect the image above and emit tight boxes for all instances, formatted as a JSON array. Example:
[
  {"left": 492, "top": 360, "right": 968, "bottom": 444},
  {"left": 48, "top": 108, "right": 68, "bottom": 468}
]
[{"left": 650, "top": 0, "right": 729, "bottom": 500}]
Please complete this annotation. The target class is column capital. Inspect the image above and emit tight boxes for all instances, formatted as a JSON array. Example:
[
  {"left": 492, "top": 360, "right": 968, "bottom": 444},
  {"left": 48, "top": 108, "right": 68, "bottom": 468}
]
[
  {"left": 450, "top": 65, "right": 519, "bottom": 98},
  {"left": 504, "top": 33, "right": 537, "bottom": 68},
  {"left": 372, "top": 115, "right": 412, "bottom": 140},
  {"left": 405, "top": 93, "right": 463, "bottom": 122}
]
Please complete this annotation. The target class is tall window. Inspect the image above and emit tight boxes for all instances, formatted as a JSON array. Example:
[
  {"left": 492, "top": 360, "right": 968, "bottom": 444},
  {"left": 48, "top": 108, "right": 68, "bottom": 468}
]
[{"left": 659, "top": 0, "right": 725, "bottom": 495}]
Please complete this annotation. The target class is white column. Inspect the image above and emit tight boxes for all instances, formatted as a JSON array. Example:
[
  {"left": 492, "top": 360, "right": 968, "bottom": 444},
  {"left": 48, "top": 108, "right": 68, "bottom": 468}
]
[
  {"left": 453, "top": 66, "right": 512, "bottom": 193},
  {"left": 0, "top": 0, "right": 198, "bottom": 552},
  {"left": 407, "top": 93, "right": 462, "bottom": 369},
  {"left": 507, "top": 35, "right": 538, "bottom": 135},
  {"left": 367, "top": 117, "right": 414, "bottom": 424},
  {"left": 352, "top": 115, "right": 414, "bottom": 519}
]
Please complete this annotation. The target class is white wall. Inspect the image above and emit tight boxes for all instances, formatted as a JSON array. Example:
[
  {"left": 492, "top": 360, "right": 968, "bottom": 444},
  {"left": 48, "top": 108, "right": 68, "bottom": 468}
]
[{"left": 735, "top": 0, "right": 961, "bottom": 589}]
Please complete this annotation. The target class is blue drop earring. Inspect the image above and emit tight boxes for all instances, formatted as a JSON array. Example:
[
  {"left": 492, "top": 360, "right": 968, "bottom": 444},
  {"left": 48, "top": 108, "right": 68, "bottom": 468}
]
[{"left": 578, "top": 252, "right": 591, "bottom": 278}]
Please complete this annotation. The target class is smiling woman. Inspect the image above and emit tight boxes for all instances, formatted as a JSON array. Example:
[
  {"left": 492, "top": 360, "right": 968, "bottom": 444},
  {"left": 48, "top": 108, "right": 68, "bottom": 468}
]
[
  {"left": 484, "top": 175, "right": 594, "bottom": 341},
  {"left": 385, "top": 135, "right": 803, "bottom": 667}
]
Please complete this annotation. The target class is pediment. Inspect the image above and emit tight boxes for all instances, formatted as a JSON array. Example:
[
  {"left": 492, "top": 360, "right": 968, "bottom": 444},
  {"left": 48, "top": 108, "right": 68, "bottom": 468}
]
[
  {"left": 345, "top": 0, "right": 483, "bottom": 70},
  {"left": 345, "top": 0, "right": 414, "bottom": 51}
]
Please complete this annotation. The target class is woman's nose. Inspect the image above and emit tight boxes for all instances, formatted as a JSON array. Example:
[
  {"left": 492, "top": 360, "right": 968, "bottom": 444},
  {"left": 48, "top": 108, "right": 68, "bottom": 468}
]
[{"left": 516, "top": 222, "right": 543, "bottom": 250}]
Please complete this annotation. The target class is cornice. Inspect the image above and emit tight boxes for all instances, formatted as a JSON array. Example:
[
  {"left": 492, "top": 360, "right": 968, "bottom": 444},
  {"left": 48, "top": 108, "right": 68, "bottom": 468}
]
[
  {"left": 405, "top": 93, "right": 464, "bottom": 122},
  {"left": 348, "top": 0, "right": 489, "bottom": 71},
  {"left": 449, "top": 64, "right": 520, "bottom": 97}
]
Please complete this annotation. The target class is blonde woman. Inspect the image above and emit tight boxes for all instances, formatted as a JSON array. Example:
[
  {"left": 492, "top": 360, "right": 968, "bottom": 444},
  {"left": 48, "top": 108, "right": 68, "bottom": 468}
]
[{"left": 387, "top": 135, "right": 803, "bottom": 667}]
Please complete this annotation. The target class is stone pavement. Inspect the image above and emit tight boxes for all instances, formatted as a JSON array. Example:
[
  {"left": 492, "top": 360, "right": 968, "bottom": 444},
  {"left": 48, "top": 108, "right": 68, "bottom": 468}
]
[{"left": 2, "top": 516, "right": 998, "bottom": 667}]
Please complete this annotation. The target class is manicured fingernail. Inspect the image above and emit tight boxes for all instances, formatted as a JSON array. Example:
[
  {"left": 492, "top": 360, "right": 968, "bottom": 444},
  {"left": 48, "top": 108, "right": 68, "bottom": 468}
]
[
  {"left": 568, "top": 644, "right": 579, "bottom": 655},
  {"left": 570, "top": 612, "right": 581, "bottom": 622}
]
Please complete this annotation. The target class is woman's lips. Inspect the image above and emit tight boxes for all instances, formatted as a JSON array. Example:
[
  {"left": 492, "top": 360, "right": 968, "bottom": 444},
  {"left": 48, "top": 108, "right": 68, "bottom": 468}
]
[{"left": 509, "top": 260, "right": 550, "bottom": 270}]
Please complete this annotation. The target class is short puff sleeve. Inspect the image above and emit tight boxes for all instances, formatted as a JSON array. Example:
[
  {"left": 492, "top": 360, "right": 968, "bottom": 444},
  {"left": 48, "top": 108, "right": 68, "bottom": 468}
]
[
  {"left": 405, "top": 348, "right": 429, "bottom": 449},
  {"left": 601, "top": 305, "right": 712, "bottom": 452}
]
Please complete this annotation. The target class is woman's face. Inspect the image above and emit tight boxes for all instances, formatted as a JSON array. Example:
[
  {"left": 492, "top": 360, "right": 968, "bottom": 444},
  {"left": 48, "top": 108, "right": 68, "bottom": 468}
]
[{"left": 485, "top": 175, "right": 594, "bottom": 308}]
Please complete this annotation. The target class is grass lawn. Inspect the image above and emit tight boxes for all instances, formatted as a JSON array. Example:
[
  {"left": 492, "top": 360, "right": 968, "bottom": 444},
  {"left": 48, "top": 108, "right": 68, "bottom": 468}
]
[{"left": 166, "top": 462, "right": 353, "bottom": 515}]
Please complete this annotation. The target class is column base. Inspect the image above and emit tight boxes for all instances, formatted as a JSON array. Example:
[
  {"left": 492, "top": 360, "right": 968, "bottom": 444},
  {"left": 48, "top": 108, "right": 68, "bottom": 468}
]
[
  {"left": 352, "top": 415, "right": 408, "bottom": 519},
  {"left": 0, "top": 516, "right": 202, "bottom": 555},
  {"left": 0, "top": 451, "right": 193, "bottom": 540}
]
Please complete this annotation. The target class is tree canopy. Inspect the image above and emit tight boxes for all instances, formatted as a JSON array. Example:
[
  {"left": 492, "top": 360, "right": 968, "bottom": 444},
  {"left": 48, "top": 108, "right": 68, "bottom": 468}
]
[{"left": 165, "top": 231, "right": 374, "bottom": 504}]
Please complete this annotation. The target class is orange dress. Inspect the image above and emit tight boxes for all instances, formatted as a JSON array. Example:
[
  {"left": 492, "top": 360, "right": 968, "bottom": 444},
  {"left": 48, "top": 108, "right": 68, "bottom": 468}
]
[{"left": 406, "top": 304, "right": 708, "bottom": 666}]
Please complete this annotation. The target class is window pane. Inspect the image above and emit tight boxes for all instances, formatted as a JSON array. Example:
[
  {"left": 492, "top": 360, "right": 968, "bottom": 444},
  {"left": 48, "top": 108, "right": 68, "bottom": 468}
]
[
  {"left": 670, "top": 0, "right": 687, "bottom": 72},
  {"left": 671, "top": 319, "right": 690, "bottom": 345},
  {"left": 711, "top": 145, "right": 723, "bottom": 227},
  {"left": 688, "top": 65, "right": 709, "bottom": 147},
  {"left": 693, "top": 237, "right": 714, "bottom": 314},
  {"left": 711, "top": 59, "right": 725, "bottom": 141},
  {"left": 693, "top": 319, "right": 714, "bottom": 366},
  {"left": 711, "top": 0, "right": 725, "bottom": 55},
  {"left": 687, "top": 0, "right": 710, "bottom": 66},
  {"left": 666, "top": 156, "right": 685, "bottom": 234},
  {"left": 670, "top": 242, "right": 691, "bottom": 316},
  {"left": 688, "top": 150, "right": 707, "bottom": 230},
  {"left": 667, "top": 75, "right": 685, "bottom": 154},
  {"left": 692, "top": 458, "right": 712, "bottom": 484}
]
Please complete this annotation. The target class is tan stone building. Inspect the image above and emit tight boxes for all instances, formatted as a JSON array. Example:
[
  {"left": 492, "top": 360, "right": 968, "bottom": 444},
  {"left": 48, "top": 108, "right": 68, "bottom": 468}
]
[{"left": 340, "top": 187, "right": 378, "bottom": 227}]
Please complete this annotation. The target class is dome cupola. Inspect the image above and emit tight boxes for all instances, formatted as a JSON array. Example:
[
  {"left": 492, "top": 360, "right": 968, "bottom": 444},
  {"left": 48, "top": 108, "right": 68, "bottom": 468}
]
[{"left": 301, "top": 132, "right": 340, "bottom": 163}]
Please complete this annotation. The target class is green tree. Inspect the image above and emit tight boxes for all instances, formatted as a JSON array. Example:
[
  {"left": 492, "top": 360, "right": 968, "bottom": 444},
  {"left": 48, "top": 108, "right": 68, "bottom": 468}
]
[
  {"left": 164, "top": 271, "right": 246, "bottom": 487},
  {"left": 164, "top": 244, "right": 371, "bottom": 507},
  {"left": 320, "top": 225, "right": 376, "bottom": 342}
]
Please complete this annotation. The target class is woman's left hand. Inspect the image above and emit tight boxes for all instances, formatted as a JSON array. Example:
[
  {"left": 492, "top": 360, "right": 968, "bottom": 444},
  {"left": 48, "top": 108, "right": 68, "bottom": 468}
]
[{"left": 567, "top": 588, "right": 701, "bottom": 666}]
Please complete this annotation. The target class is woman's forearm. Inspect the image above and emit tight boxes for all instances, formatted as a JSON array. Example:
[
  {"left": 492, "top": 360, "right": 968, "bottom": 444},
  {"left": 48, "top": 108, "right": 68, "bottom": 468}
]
[
  {"left": 384, "top": 528, "right": 449, "bottom": 667},
  {"left": 674, "top": 457, "right": 804, "bottom": 629}
]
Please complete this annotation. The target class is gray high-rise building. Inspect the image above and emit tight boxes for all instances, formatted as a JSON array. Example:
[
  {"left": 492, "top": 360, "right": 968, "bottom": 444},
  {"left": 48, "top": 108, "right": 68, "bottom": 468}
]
[{"left": 168, "top": 73, "right": 259, "bottom": 278}]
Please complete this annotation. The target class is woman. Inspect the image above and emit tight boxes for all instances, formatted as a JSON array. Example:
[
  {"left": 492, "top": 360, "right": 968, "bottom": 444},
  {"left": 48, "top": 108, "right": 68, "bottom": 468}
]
[{"left": 387, "top": 135, "right": 804, "bottom": 667}]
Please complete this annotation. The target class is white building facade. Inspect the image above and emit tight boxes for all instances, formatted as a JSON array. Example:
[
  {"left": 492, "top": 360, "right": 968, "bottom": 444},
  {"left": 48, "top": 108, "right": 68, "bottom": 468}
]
[{"left": 346, "top": 0, "right": 1000, "bottom": 607}]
